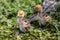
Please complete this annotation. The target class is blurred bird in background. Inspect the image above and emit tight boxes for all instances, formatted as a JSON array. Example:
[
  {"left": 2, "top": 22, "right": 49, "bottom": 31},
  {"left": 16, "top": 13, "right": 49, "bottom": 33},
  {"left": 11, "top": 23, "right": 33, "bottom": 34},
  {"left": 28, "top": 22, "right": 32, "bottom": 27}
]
[
  {"left": 43, "top": 0, "right": 57, "bottom": 14},
  {"left": 17, "top": 10, "right": 31, "bottom": 33}
]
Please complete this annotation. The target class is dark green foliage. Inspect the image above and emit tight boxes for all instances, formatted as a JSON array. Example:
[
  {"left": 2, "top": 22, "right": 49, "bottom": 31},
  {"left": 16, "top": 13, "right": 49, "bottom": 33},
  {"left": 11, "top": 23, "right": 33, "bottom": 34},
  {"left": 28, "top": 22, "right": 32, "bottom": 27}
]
[
  {"left": 55, "top": 3, "right": 60, "bottom": 12},
  {"left": 0, "top": 0, "right": 60, "bottom": 40}
]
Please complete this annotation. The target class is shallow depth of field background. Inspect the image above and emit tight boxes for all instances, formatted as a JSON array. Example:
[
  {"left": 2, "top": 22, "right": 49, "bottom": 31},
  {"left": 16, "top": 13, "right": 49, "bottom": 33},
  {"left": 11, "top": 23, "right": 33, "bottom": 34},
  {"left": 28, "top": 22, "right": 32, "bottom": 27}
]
[{"left": 0, "top": 0, "right": 60, "bottom": 40}]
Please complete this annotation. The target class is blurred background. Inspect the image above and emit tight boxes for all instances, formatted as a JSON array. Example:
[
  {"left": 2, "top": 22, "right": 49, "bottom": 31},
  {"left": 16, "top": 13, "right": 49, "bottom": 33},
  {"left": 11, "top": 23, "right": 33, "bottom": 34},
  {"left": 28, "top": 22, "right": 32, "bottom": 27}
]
[{"left": 0, "top": 0, "right": 60, "bottom": 40}]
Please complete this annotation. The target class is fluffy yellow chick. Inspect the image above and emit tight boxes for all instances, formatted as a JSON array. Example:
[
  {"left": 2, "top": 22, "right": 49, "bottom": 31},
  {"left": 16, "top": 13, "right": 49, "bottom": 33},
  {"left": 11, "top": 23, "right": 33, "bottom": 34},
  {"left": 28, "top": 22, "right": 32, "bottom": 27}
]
[{"left": 17, "top": 10, "right": 31, "bottom": 32}]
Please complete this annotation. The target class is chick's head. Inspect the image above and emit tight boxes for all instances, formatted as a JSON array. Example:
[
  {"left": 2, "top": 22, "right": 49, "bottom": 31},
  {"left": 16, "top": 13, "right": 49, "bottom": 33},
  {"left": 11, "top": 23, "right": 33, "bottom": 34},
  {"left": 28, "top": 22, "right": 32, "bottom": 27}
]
[
  {"left": 34, "top": 4, "right": 42, "bottom": 12},
  {"left": 17, "top": 10, "right": 25, "bottom": 17}
]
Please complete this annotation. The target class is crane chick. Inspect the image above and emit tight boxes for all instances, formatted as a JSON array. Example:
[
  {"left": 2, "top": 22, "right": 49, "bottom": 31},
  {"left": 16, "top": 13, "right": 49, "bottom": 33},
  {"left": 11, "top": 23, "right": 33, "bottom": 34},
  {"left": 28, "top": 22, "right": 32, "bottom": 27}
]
[
  {"left": 34, "top": 4, "right": 52, "bottom": 25},
  {"left": 17, "top": 10, "right": 31, "bottom": 32}
]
